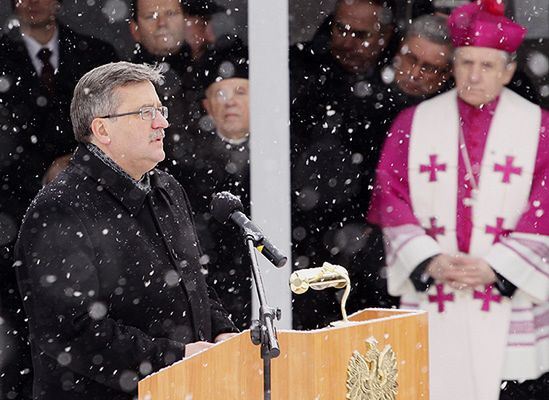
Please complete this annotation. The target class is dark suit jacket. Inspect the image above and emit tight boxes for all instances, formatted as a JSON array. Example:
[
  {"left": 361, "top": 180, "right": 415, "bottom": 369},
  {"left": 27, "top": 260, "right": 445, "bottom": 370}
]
[
  {"left": 0, "top": 23, "right": 119, "bottom": 247},
  {"left": 15, "top": 144, "right": 237, "bottom": 399}
]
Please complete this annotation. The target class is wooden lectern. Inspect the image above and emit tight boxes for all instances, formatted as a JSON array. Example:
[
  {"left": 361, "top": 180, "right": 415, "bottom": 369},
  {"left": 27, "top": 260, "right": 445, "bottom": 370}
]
[{"left": 138, "top": 308, "right": 429, "bottom": 399}]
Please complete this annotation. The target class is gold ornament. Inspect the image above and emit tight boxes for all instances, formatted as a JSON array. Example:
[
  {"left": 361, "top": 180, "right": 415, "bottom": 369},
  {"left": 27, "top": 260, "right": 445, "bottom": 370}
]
[{"left": 346, "top": 337, "right": 398, "bottom": 400}]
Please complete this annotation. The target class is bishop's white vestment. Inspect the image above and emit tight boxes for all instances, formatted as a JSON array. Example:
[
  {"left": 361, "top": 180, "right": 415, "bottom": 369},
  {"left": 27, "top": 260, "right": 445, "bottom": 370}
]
[{"left": 369, "top": 89, "right": 549, "bottom": 400}]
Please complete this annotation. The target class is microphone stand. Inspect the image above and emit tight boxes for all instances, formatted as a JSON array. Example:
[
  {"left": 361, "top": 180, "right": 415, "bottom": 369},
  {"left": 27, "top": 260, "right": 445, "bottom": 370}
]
[{"left": 244, "top": 229, "right": 281, "bottom": 400}]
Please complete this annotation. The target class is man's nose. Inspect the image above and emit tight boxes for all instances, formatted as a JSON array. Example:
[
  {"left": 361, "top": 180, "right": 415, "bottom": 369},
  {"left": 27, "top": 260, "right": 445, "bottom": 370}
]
[
  {"left": 155, "top": 13, "right": 168, "bottom": 27},
  {"left": 469, "top": 64, "right": 482, "bottom": 83},
  {"left": 409, "top": 63, "right": 423, "bottom": 79},
  {"left": 152, "top": 112, "right": 169, "bottom": 129},
  {"left": 224, "top": 94, "right": 238, "bottom": 106}
]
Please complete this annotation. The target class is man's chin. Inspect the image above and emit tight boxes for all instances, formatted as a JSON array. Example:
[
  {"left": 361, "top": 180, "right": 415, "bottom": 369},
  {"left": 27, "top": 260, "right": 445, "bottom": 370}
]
[
  {"left": 397, "top": 81, "right": 425, "bottom": 97},
  {"left": 154, "top": 150, "right": 166, "bottom": 164},
  {"left": 458, "top": 90, "right": 489, "bottom": 107},
  {"left": 332, "top": 53, "right": 367, "bottom": 73},
  {"left": 149, "top": 140, "right": 165, "bottom": 153},
  {"left": 339, "top": 61, "right": 369, "bottom": 74},
  {"left": 24, "top": 16, "right": 55, "bottom": 28},
  {"left": 151, "top": 42, "right": 181, "bottom": 56}
]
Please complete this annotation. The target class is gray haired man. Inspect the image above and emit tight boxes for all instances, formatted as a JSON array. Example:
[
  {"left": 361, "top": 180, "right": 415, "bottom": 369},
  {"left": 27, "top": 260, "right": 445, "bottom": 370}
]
[
  {"left": 391, "top": 14, "right": 453, "bottom": 100},
  {"left": 15, "top": 61, "right": 237, "bottom": 400}
]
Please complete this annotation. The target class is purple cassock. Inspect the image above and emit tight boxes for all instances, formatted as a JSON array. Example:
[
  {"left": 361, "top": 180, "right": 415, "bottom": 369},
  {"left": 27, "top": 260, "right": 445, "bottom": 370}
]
[{"left": 368, "top": 87, "right": 549, "bottom": 400}]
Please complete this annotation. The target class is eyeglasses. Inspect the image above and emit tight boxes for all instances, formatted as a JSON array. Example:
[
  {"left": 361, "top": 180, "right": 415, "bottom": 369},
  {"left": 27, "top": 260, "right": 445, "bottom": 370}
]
[
  {"left": 99, "top": 106, "right": 169, "bottom": 121},
  {"left": 399, "top": 48, "right": 451, "bottom": 76},
  {"left": 332, "top": 21, "right": 379, "bottom": 42},
  {"left": 213, "top": 86, "right": 248, "bottom": 103}
]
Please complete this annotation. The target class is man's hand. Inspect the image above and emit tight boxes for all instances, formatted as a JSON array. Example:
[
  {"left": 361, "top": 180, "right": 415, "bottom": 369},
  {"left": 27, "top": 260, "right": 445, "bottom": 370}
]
[
  {"left": 426, "top": 254, "right": 497, "bottom": 290},
  {"left": 427, "top": 254, "right": 497, "bottom": 289},
  {"left": 445, "top": 255, "right": 497, "bottom": 290},
  {"left": 184, "top": 341, "right": 215, "bottom": 357},
  {"left": 426, "top": 254, "right": 461, "bottom": 282},
  {"left": 214, "top": 332, "right": 238, "bottom": 343}
]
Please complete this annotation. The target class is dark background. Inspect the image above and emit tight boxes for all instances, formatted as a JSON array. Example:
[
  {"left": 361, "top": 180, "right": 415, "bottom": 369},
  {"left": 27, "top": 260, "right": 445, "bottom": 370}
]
[{"left": 1, "top": 0, "right": 547, "bottom": 107}]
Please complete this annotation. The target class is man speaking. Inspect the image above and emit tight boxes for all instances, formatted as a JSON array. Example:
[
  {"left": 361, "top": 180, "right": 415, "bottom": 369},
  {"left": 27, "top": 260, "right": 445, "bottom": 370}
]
[{"left": 15, "top": 61, "right": 237, "bottom": 399}]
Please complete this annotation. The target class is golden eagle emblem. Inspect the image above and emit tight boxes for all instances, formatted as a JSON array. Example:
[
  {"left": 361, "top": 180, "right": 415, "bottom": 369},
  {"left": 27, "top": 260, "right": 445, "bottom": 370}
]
[{"left": 346, "top": 337, "right": 398, "bottom": 400}]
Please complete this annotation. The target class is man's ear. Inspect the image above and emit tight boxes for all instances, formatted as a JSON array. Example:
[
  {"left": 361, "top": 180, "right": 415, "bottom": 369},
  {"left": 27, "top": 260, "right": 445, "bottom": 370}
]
[
  {"left": 204, "top": 22, "right": 216, "bottom": 44},
  {"left": 202, "top": 98, "right": 212, "bottom": 115},
  {"left": 503, "top": 61, "right": 517, "bottom": 85},
  {"left": 129, "top": 20, "right": 141, "bottom": 43},
  {"left": 90, "top": 118, "right": 111, "bottom": 145}
]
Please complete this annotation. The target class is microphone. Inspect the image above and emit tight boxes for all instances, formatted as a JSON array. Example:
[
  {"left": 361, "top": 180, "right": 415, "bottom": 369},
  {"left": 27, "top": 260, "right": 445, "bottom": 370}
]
[
  {"left": 210, "top": 192, "right": 288, "bottom": 268},
  {"left": 289, "top": 262, "right": 350, "bottom": 294}
]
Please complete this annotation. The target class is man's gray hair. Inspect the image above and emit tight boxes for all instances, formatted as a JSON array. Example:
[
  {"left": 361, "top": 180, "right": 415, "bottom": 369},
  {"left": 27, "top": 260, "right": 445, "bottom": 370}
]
[
  {"left": 70, "top": 61, "right": 164, "bottom": 143},
  {"left": 406, "top": 14, "right": 451, "bottom": 46}
]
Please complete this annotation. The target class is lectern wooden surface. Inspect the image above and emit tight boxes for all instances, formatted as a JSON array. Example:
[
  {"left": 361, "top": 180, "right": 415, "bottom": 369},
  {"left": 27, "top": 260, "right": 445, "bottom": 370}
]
[{"left": 138, "top": 308, "right": 429, "bottom": 399}]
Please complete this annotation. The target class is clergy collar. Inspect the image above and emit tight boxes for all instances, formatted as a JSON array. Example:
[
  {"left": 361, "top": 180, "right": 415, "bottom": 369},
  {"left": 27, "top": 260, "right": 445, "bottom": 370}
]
[
  {"left": 71, "top": 143, "right": 155, "bottom": 215},
  {"left": 215, "top": 130, "right": 249, "bottom": 146},
  {"left": 458, "top": 96, "right": 501, "bottom": 111},
  {"left": 457, "top": 94, "right": 500, "bottom": 117}
]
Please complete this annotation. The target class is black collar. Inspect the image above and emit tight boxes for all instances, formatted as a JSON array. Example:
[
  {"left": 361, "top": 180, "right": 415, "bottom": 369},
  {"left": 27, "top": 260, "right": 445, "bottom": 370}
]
[{"left": 70, "top": 143, "right": 155, "bottom": 215}]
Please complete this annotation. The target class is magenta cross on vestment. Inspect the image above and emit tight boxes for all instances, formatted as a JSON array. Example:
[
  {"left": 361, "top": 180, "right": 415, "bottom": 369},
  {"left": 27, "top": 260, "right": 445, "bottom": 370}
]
[
  {"left": 473, "top": 285, "right": 502, "bottom": 312},
  {"left": 494, "top": 155, "right": 522, "bottom": 184},
  {"left": 485, "top": 217, "right": 510, "bottom": 244},
  {"left": 426, "top": 217, "right": 445, "bottom": 240},
  {"left": 428, "top": 284, "right": 454, "bottom": 313},
  {"left": 420, "top": 154, "right": 447, "bottom": 182}
]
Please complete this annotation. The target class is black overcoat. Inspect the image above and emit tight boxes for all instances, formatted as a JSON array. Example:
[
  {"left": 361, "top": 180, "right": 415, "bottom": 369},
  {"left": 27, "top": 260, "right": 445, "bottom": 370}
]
[{"left": 15, "top": 144, "right": 236, "bottom": 399}]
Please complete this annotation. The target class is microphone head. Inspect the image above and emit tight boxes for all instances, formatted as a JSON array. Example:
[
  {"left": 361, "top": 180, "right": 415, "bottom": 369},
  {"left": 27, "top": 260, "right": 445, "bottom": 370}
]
[{"left": 210, "top": 192, "right": 244, "bottom": 223}]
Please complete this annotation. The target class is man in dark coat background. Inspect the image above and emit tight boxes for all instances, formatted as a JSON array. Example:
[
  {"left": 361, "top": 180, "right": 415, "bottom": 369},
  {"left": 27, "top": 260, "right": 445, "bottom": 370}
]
[
  {"left": 129, "top": 0, "right": 192, "bottom": 105},
  {"left": 289, "top": 0, "right": 401, "bottom": 329},
  {"left": 14, "top": 61, "right": 237, "bottom": 399},
  {"left": 129, "top": 0, "right": 229, "bottom": 135},
  {"left": 379, "top": 14, "right": 453, "bottom": 117},
  {"left": 0, "top": 0, "right": 118, "bottom": 397},
  {"left": 164, "top": 42, "right": 252, "bottom": 329}
]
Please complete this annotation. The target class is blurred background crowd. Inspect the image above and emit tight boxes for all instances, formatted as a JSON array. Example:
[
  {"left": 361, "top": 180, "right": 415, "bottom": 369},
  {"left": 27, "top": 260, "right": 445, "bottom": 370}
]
[{"left": 0, "top": 0, "right": 548, "bottom": 398}]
